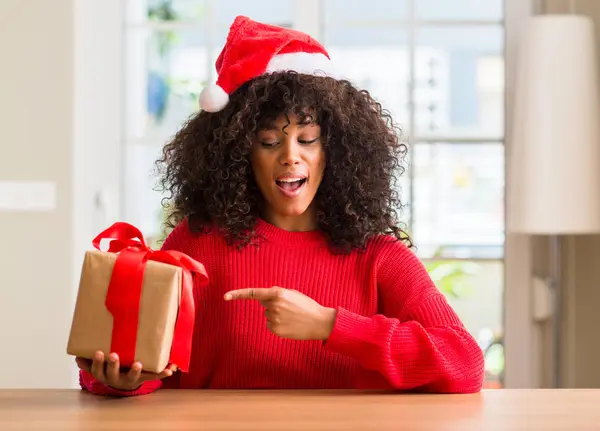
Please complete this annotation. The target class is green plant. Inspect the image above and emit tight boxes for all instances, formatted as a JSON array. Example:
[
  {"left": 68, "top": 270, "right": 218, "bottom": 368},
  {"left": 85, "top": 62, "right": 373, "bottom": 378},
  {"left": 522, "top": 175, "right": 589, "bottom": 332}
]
[
  {"left": 424, "top": 259, "right": 480, "bottom": 299},
  {"left": 148, "top": 1, "right": 179, "bottom": 58},
  {"left": 168, "top": 77, "right": 208, "bottom": 111}
]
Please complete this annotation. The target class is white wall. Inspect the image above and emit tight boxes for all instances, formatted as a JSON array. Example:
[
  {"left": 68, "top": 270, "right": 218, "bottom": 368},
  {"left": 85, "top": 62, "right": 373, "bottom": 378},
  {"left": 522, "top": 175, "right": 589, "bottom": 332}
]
[{"left": 0, "top": 0, "right": 123, "bottom": 388}]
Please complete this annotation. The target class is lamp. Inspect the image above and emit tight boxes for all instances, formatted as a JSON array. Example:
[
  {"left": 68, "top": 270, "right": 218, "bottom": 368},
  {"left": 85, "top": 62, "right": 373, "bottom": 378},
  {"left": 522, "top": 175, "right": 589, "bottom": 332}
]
[{"left": 508, "top": 12, "right": 600, "bottom": 388}]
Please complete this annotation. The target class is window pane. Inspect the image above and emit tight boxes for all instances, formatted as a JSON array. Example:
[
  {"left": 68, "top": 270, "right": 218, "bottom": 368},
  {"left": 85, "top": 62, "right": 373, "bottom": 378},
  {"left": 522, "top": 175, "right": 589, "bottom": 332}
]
[
  {"left": 425, "top": 259, "right": 504, "bottom": 388},
  {"left": 124, "top": 28, "right": 207, "bottom": 143},
  {"left": 324, "top": 0, "right": 409, "bottom": 25},
  {"left": 325, "top": 26, "right": 409, "bottom": 47},
  {"left": 149, "top": 0, "right": 205, "bottom": 21},
  {"left": 214, "top": 0, "right": 294, "bottom": 27},
  {"left": 123, "top": 143, "right": 165, "bottom": 245},
  {"left": 397, "top": 165, "right": 412, "bottom": 228},
  {"left": 416, "top": 0, "right": 504, "bottom": 22},
  {"left": 324, "top": 24, "right": 410, "bottom": 130},
  {"left": 131, "top": 0, "right": 209, "bottom": 22},
  {"left": 133, "top": 1, "right": 294, "bottom": 31},
  {"left": 411, "top": 142, "right": 504, "bottom": 259},
  {"left": 414, "top": 26, "right": 504, "bottom": 138}
]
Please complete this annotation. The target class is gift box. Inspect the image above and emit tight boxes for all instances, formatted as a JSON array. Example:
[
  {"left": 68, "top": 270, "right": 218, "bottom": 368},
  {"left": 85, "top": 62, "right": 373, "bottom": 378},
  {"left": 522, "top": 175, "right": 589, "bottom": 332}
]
[{"left": 66, "top": 222, "right": 208, "bottom": 373}]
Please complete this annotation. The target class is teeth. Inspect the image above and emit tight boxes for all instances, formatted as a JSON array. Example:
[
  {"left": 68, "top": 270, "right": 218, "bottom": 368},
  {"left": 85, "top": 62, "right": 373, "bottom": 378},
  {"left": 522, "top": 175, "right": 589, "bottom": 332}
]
[{"left": 277, "top": 178, "right": 305, "bottom": 183}]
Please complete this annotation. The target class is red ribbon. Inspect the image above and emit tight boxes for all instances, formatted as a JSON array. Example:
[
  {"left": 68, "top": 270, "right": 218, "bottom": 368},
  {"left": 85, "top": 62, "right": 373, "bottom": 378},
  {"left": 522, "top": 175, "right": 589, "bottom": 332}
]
[{"left": 92, "top": 222, "right": 208, "bottom": 373}]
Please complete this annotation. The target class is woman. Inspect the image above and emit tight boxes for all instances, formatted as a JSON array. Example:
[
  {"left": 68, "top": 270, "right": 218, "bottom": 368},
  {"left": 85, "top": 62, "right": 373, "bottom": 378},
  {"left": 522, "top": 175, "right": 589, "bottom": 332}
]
[{"left": 76, "top": 16, "right": 485, "bottom": 396}]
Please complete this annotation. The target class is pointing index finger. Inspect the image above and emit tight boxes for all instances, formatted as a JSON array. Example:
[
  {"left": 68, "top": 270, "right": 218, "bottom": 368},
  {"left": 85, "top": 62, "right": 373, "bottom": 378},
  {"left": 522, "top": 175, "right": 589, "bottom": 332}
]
[{"left": 224, "top": 288, "right": 279, "bottom": 301}]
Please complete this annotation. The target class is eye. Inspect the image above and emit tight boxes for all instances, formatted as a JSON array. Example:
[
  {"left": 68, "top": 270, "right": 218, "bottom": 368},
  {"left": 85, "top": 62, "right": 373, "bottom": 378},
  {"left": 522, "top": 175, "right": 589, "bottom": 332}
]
[
  {"left": 298, "top": 137, "right": 320, "bottom": 145},
  {"left": 260, "top": 141, "right": 278, "bottom": 148}
]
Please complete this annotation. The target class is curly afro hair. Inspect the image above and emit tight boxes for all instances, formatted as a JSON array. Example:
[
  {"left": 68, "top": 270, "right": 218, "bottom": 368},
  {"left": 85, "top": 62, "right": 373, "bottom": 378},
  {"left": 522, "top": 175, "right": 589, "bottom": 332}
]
[{"left": 156, "top": 71, "right": 412, "bottom": 253}]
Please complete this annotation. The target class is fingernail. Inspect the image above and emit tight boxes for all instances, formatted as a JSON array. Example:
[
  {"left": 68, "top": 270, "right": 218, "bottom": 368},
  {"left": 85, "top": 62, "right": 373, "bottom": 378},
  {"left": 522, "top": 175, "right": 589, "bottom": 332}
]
[{"left": 224, "top": 293, "right": 232, "bottom": 300}]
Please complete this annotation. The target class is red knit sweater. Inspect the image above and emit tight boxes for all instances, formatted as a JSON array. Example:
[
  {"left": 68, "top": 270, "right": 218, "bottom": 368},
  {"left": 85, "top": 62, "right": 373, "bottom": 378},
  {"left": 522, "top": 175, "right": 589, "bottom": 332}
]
[{"left": 79, "top": 218, "right": 484, "bottom": 396}]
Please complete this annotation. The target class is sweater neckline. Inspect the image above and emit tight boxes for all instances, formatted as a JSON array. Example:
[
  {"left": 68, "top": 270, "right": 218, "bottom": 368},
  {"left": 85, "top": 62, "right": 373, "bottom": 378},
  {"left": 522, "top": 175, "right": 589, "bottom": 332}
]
[{"left": 254, "top": 218, "right": 327, "bottom": 247}]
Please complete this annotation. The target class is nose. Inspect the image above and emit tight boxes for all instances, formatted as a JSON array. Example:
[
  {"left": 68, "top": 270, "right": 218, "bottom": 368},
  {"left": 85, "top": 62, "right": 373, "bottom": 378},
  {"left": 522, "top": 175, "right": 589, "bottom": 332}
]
[{"left": 278, "top": 138, "right": 302, "bottom": 166}]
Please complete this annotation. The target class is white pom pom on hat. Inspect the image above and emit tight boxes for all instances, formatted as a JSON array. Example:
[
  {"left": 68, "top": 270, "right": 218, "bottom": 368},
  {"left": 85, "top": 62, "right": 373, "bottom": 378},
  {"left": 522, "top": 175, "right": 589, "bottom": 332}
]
[
  {"left": 199, "top": 84, "right": 230, "bottom": 113},
  {"left": 198, "top": 15, "right": 336, "bottom": 113}
]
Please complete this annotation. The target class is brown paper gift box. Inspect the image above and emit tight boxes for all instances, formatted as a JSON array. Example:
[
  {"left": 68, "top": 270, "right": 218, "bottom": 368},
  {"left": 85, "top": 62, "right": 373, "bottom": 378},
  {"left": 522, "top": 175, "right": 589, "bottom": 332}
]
[{"left": 66, "top": 249, "right": 183, "bottom": 374}]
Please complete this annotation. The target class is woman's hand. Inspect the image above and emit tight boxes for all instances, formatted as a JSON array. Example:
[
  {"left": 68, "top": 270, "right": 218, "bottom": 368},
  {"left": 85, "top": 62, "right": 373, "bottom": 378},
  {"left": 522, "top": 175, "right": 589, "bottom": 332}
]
[
  {"left": 224, "top": 287, "right": 337, "bottom": 341},
  {"left": 75, "top": 351, "right": 177, "bottom": 391}
]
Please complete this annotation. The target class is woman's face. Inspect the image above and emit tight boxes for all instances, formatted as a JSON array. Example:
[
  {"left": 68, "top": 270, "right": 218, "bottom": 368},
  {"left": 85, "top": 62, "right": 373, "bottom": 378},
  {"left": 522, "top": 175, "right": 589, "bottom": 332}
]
[{"left": 251, "top": 112, "right": 325, "bottom": 227}]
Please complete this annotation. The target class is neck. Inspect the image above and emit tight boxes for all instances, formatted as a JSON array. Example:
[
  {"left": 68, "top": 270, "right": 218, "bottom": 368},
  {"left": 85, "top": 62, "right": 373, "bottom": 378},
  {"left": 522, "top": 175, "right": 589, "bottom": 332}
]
[{"left": 262, "top": 207, "right": 318, "bottom": 232}]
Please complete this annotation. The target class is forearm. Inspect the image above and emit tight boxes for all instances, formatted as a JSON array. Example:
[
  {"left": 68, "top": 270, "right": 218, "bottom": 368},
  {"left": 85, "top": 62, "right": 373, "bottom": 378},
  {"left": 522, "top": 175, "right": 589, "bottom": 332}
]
[{"left": 324, "top": 295, "right": 485, "bottom": 393}]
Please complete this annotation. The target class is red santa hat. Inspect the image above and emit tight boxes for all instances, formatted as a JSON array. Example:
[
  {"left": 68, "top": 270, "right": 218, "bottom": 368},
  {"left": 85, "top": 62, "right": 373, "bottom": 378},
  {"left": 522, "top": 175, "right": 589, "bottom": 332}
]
[{"left": 199, "top": 16, "right": 337, "bottom": 112}]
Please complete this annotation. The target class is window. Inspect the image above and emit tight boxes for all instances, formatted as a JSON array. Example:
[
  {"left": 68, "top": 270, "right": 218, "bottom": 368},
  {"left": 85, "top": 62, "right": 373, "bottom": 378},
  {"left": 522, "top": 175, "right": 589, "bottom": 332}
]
[
  {"left": 123, "top": 0, "right": 506, "bottom": 388},
  {"left": 123, "top": 0, "right": 297, "bottom": 240},
  {"left": 323, "top": 0, "right": 506, "bottom": 389}
]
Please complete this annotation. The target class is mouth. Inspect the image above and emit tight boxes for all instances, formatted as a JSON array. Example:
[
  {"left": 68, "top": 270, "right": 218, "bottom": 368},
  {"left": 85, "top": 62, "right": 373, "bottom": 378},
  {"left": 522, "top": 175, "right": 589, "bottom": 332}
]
[{"left": 275, "top": 176, "right": 308, "bottom": 198}]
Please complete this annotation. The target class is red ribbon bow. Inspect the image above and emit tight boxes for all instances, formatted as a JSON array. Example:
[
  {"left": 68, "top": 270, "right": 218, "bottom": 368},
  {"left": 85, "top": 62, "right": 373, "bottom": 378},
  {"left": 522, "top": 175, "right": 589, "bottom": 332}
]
[{"left": 92, "top": 222, "right": 208, "bottom": 373}]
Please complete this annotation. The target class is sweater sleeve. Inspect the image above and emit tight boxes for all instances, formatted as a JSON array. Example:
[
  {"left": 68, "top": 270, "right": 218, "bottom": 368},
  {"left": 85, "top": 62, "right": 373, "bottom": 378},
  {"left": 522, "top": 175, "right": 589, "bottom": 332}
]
[
  {"left": 78, "top": 221, "right": 189, "bottom": 397},
  {"left": 79, "top": 370, "right": 163, "bottom": 397},
  {"left": 323, "top": 240, "right": 485, "bottom": 394}
]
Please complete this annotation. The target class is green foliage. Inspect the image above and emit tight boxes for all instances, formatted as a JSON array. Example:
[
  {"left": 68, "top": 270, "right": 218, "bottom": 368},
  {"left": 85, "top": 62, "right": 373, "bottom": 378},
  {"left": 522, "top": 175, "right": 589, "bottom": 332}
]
[
  {"left": 424, "top": 259, "right": 480, "bottom": 299},
  {"left": 147, "top": 0, "right": 178, "bottom": 21},
  {"left": 167, "top": 77, "right": 207, "bottom": 110},
  {"left": 148, "top": 1, "right": 179, "bottom": 58},
  {"left": 485, "top": 342, "right": 504, "bottom": 375}
]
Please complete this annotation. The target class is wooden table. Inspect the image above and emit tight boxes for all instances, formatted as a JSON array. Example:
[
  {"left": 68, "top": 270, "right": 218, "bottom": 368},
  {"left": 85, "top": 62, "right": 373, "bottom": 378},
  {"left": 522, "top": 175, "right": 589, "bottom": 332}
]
[{"left": 1, "top": 389, "right": 599, "bottom": 430}]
